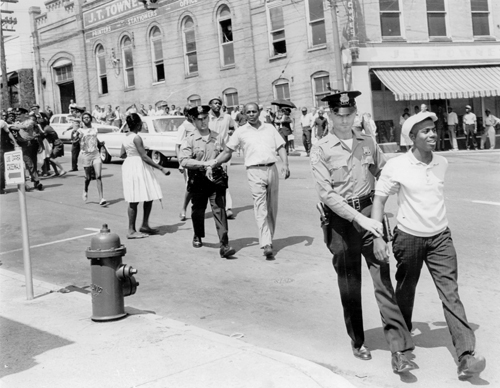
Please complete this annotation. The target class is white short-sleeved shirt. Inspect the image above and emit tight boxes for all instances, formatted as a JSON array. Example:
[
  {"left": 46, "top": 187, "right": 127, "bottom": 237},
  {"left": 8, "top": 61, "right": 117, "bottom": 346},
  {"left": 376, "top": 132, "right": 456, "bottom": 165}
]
[
  {"left": 463, "top": 112, "right": 476, "bottom": 125},
  {"left": 447, "top": 112, "right": 458, "bottom": 125},
  {"left": 375, "top": 151, "right": 448, "bottom": 237},
  {"left": 209, "top": 112, "right": 235, "bottom": 147},
  {"left": 226, "top": 122, "right": 285, "bottom": 167},
  {"left": 175, "top": 120, "right": 196, "bottom": 145}
]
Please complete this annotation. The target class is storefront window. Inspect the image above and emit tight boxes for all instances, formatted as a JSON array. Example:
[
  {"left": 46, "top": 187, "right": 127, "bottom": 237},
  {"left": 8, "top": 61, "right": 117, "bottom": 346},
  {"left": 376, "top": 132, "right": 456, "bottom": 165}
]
[
  {"left": 471, "top": 0, "right": 490, "bottom": 36},
  {"left": 380, "top": 0, "right": 402, "bottom": 37}
]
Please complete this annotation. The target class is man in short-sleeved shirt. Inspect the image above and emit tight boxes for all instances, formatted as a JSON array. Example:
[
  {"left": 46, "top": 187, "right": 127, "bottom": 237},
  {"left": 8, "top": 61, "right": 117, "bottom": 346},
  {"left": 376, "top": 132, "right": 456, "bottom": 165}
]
[
  {"left": 209, "top": 102, "right": 290, "bottom": 259},
  {"left": 446, "top": 107, "right": 459, "bottom": 151},
  {"left": 462, "top": 105, "right": 477, "bottom": 150},
  {"left": 371, "top": 111, "right": 486, "bottom": 381}
]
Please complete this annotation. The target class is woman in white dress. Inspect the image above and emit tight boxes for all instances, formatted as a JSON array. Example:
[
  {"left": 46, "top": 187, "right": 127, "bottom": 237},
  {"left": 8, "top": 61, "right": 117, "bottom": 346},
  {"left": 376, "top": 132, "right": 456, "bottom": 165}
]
[{"left": 121, "top": 113, "right": 170, "bottom": 239}]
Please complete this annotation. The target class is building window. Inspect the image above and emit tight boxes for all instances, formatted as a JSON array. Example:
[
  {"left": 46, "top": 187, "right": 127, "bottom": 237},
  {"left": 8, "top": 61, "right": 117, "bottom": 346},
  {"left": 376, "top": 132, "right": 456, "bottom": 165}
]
[
  {"left": 312, "top": 72, "right": 330, "bottom": 107},
  {"left": 121, "top": 36, "right": 135, "bottom": 88},
  {"left": 150, "top": 27, "right": 165, "bottom": 82},
  {"left": 54, "top": 64, "right": 73, "bottom": 83},
  {"left": 267, "top": 2, "right": 286, "bottom": 57},
  {"left": 471, "top": 0, "right": 490, "bottom": 36},
  {"left": 223, "top": 88, "right": 238, "bottom": 113},
  {"left": 379, "top": 0, "right": 402, "bottom": 37},
  {"left": 188, "top": 94, "right": 201, "bottom": 106},
  {"left": 95, "top": 45, "right": 108, "bottom": 95},
  {"left": 218, "top": 5, "right": 234, "bottom": 67},
  {"left": 306, "top": 0, "right": 326, "bottom": 47},
  {"left": 426, "top": 0, "right": 447, "bottom": 37},
  {"left": 182, "top": 16, "right": 198, "bottom": 75},
  {"left": 274, "top": 80, "right": 290, "bottom": 101}
]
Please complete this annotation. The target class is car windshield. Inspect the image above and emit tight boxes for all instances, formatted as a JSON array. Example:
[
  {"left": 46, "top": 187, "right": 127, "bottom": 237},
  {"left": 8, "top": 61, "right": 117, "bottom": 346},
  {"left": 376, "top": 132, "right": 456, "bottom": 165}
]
[{"left": 152, "top": 117, "right": 185, "bottom": 133}]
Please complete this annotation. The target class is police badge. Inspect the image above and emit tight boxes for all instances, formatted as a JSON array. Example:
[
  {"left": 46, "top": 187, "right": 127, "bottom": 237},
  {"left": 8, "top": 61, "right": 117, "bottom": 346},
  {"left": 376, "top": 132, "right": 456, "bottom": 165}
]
[{"left": 340, "top": 93, "right": 349, "bottom": 105}]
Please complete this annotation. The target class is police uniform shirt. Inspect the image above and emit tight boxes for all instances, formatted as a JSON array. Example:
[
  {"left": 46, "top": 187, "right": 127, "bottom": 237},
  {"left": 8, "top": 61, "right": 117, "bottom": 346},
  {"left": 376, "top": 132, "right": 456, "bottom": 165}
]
[
  {"left": 179, "top": 129, "right": 221, "bottom": 169},
  {"left": 310, "top": 130, "right": 386, "bottom": 221}
]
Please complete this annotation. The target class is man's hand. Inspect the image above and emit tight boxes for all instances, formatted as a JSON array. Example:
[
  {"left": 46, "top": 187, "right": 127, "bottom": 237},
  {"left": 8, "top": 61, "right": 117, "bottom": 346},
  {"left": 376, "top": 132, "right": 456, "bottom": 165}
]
[
  {"left": 354, "top": 213, "right": 383, "bottom": 238},
  {"left": 281, "top": 165, "right": 290, "bottom": 179},
  {"left": 205, "top": 166, "right": 214, "bottom": 181},
  {"left": 373, "top": 237, "right": 390, "bottom": 263}
]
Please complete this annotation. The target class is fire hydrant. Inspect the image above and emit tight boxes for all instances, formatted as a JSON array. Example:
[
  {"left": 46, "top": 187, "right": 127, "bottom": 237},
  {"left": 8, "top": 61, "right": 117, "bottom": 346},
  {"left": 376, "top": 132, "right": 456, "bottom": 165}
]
[{"left": 86, "top": 224, "right": 139, "bottom": 322}]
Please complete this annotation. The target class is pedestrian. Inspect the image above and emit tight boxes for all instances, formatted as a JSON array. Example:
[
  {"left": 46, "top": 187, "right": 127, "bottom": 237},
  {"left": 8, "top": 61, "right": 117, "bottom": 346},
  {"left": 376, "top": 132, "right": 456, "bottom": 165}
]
[
  {"left": 175, "top": 104, "right": 196, "bottom": 221},
  {"left": 113, "top": 106, "right": 124, "bottom": 128},
  {"left": 435, "top": 106, "right": 447, "bottom": 151},
  {"left": 155, "top": 101, "right": 169, "bottom": 116},
  {"left": 446, "top": 107, "right": 459, "bottom": 151},
  {"left": 37, "top": 112, "right": 66, "bottom": 177},
  {"left": 371, "top": 111, "right": 486, "bottom": 381},
  {"left": 310, "top": 91, "right": 415, "bottom": 373},
  {"left": 63, "top": 105, "right": 85, "bottom": 171},
  {"left": 480, "top": 109, "right": 499, "bottom": 150},
  {"left": 105, "top": 104, "right": 116, "bottom": 126},
  {"left": 68, "top": 99, "right": 76, "bottom": 112},
  {"left": 179, "top": 105, "right": 236, "bottom": 258},
  {"left": 300, "top": 107, "right": 314, "bottom": 156},
  {"left": 463, "top": 105, "right": 478, "bottom": 150},
  {"left": 312, "top": 108, "right": 329, "bottom": 140},
  {"left": 235, "top": 104, "right": 247, "bottom": 127},
  {"left": 80, "top": 111, "right": 106, "bottom": 206},
  {"left": 276, "top": 108, "right": 292, "bottom": 154},
  {"left": 147, "top": 104, "right": 155, "bottom": 116},
  {"left": 9, "top": 108, "right": 44, "bottom": 191},
  {"left": 209, "top": 102, "right": 290, "bottom": 260},
  {"left": 92, "top": 105, "right": 100, "bottom": 122},
  {"left": 45, "top": 106, "right": 54, "bottom": 120},
  {"left": 139, "top": 104, "right": 148, "bottom": 116},
  {"left": 208, "top": 97, "right": 236, "bottom": 219},
  {"left": 361, "top": 112, "right": 377, "bottom": 142},
  {"left": 0, "top": 119, "right": 20, "bottom": 194},
  {"left": 121, "top": 113, "right": 170, "bottom": 239}
]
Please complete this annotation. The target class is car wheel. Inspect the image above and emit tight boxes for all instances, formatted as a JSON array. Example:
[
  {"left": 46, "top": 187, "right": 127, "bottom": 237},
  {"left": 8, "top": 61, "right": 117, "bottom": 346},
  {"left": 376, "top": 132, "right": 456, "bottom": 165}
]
[
  {"left": 100, "top": 146, "right": 112, "bottom": 163},
  {"left": 150, "top": 151, "right": 165, "bottom": 166}
]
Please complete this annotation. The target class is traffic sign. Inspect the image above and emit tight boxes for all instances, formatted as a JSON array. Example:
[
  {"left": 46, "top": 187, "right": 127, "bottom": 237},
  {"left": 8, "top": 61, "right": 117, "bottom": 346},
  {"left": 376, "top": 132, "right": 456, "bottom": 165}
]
[{"left": 4, "top": 149, "right": 25, "bottom": 185}]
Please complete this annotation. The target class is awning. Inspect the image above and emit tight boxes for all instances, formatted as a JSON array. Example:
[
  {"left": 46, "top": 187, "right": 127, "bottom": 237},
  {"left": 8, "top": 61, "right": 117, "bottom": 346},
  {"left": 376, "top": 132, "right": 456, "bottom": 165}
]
[{"left": 373, "top": 66, "right": 500, "bottom": 101}]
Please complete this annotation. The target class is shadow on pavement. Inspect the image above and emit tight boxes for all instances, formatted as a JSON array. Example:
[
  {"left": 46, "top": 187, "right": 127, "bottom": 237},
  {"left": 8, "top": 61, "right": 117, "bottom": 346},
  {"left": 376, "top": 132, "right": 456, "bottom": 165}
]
[
  {"left": 156, "top": 222, "right": 187, "bottom": 235},
  {"left": 0, "top": 316, "right": 73, "bottom": 378},
  {"left": 273, "top": 235, "right": 314, "bottom": 255},
  {"left": 205, "top": 204, "right": 254, "bottom": 220}
]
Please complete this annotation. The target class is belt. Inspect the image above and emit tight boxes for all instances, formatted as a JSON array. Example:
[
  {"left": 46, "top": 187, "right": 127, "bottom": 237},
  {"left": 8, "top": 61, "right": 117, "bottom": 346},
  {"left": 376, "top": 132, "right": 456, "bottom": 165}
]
[
  {"left": 346, "top": 193, "right": 373, "bottom": 211},
  {"left": 252, "top": 163, "right": 275, "bottom": 167}
]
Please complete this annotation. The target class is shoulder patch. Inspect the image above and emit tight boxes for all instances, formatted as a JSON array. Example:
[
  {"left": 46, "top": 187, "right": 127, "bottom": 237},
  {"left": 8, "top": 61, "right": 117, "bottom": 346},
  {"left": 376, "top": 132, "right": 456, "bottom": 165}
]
[
  {"left": 310, "top": 146, "right": 322, "bottom": 165},
  {"left": 362, "top": 146, "right": 372, "bottom": 156}
]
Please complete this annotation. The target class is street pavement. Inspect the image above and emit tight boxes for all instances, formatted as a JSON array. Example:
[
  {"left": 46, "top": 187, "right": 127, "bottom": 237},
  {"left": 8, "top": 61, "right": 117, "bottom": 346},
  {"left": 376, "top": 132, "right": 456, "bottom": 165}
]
[{"left": 1, "top": 147, "right": 499, "bottom": 388}]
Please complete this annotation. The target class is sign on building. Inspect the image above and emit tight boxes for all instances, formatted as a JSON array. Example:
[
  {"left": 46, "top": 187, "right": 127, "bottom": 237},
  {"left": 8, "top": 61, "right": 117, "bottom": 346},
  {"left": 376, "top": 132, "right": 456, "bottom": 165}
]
[{"left": 4, "top": 150, "right": 25, "bottom": 185}]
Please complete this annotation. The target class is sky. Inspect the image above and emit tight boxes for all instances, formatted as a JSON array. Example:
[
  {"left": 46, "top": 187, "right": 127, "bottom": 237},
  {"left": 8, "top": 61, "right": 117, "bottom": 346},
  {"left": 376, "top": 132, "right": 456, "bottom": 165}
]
[{"left": 1, "top": 0, "right": 47, "bottom": 38}]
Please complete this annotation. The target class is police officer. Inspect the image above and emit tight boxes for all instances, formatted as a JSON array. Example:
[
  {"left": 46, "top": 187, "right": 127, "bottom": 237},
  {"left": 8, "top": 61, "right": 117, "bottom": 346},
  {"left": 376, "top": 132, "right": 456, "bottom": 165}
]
[
  {"left": 310, "top": 91, "right": 414, "bottom": 373},
  {"left": 179, "top": 105, "right": 236, "bottom": 259}
]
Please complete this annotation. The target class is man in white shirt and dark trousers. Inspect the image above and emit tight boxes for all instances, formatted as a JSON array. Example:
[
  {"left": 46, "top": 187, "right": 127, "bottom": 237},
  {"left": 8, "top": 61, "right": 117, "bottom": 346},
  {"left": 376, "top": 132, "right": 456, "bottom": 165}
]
[
  {"left": 371, "top": 111, "right": 486, "bottom": 381},
  {"left": 462, "top": 105, "right": 478, "bottom": 150},
  {"left": 446, "top": 107, "right": 459, "bottom": 151},
  {"left": 300, "top": 107, "right": 314, "bottom": 156}
]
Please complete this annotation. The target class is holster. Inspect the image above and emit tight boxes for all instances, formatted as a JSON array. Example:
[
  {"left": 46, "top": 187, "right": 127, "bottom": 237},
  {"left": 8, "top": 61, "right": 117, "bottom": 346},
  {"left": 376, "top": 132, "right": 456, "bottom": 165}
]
[{"left": 316, "top": 203, "right": 332, "bottom": 245}]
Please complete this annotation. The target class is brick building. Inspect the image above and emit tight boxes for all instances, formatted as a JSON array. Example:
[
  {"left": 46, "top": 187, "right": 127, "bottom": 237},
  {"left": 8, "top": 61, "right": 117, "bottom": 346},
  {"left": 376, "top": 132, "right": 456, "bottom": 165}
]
[{"left": 30, "top": 0, "right": 500, "bottom": 147}]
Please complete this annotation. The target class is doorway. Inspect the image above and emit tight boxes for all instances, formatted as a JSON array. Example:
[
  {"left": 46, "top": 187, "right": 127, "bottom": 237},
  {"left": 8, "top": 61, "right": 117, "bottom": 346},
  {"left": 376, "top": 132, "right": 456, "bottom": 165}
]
[{"left": 59, "top": 82, "right": 75, "bottom": 113}]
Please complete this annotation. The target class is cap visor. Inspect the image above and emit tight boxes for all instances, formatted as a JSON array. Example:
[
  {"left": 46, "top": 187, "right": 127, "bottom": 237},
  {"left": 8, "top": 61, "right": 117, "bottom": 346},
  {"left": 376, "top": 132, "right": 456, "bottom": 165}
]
[{"left": 335, "top": 107, "right": 356, "bottom": 115}]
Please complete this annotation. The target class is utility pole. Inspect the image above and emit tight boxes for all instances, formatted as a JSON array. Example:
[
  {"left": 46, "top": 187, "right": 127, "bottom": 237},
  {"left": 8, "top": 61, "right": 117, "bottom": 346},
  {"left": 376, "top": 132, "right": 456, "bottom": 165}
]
[
  {"left": 1, "top": 0, "right": 18, "bottom": 111},
  {"left": 327, "top": 0, "right": 344, "bottom": 92}
]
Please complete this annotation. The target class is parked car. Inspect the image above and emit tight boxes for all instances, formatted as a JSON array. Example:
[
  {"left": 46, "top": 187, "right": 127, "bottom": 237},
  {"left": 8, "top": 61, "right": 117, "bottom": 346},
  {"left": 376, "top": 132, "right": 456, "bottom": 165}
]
[
  {"left": 49, "top": 114, "right": 118, "bottom": 142},
  {"left": 97, "top": 115, "right": 185, "bottom": 165}
]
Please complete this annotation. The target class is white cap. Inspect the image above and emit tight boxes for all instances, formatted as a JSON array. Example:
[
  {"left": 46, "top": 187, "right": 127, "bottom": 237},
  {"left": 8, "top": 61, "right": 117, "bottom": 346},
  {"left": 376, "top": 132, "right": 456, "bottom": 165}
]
[{"left": 401, "top": 111, "right": 437, "bottom": 145}]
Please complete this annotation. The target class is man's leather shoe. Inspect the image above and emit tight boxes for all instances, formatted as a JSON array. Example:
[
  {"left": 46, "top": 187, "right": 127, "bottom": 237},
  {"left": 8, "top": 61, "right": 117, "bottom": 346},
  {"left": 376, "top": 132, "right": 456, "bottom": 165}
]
[
  {"left": 263, "top": 244, "right": 274, "bottom": 259},
  {"left": 457, "top": 354, "right": 486, "bottom": 380},
  {"left": 352, "top": 345, "right": 372, "bottom": 361},
  {"left": 392, "top": 352, "right": 416, "bottom": 373},
  {"left": 192, "top": 236, "right": 202, "bottom": 248},
  {"left": 220, "top": 245, "right": 236, "bottom": 258}
]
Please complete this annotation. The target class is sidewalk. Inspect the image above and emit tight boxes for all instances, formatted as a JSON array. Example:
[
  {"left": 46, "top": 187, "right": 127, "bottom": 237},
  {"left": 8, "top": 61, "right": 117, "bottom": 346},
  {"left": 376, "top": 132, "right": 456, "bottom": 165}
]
[{"left": 0, "top": 268, "right": 356, "bottom": 388}]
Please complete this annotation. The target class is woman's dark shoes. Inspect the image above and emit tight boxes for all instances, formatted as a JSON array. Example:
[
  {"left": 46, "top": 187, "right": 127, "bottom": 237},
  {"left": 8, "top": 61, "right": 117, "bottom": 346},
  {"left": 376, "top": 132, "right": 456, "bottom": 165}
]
[
  {"left": 458, "top": 354, "right": 486, "bottom": 380},
  {"left": 220, "top": 245, "right": 236, "bottom": 258},
  {"left": 392, "top": 352, "right": 416, "bottom": 373},
  {"left": 192, "top": 236, "right": 203, "bottom": 248},
  {"left": 352, "top": 344, "right": 372, "bottom": 360}
]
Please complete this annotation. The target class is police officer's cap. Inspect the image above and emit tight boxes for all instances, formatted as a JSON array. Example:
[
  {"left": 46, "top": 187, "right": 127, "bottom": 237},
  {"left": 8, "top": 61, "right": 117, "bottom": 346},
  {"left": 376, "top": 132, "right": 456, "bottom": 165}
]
[
  {"left": 31, "top": 103, "right": 40, "bottom": 109},
  {"left": 71, "top": 105, "right": 86, "bottom": 112},
  {"left": 187, "top": 105, "right": 210, "bottom": 118},
  {"left": 15, "top": 107, "right": 29, "bottom": 115},
  {"left": 401, "top": 111, "right": 437, "bottom": 144},
  {"left": 321, "top": 91, "right": 361, "bottom": 114},
  {"left": 208, "top": 97, "right": 222, "bottom": 105}
]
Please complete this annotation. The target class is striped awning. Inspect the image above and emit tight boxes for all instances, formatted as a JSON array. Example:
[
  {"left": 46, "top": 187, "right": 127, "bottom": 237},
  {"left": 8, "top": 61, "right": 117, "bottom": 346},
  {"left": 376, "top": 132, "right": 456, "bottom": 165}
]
[{"left": 373, "top": 66, "right": 500, "bottom": 101}]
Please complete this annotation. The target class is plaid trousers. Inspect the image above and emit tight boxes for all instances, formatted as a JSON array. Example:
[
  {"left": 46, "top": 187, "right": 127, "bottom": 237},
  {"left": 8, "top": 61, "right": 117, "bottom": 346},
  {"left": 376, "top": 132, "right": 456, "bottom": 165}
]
[{"left": 392, "top": 227, "right": 476, "bottom": 358}]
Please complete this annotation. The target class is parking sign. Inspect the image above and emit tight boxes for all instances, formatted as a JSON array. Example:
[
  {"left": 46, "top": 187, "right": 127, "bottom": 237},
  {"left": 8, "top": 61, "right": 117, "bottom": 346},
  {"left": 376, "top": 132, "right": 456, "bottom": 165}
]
[{"left": 4, "top": 150, "right": 25, "bottom": 185}]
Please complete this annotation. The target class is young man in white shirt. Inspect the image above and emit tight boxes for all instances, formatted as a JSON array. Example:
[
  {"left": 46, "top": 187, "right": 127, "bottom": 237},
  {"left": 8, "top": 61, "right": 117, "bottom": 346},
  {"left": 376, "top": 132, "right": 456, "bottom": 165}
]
[
  {"left": 371, "top": 112, "right": 486, "bottom": 381},
  {"left": 462, "top": 105, "right": 477, "bottom": 150},
  {"left": 446, "top": 107, "right": 459, "bottom": 151}
]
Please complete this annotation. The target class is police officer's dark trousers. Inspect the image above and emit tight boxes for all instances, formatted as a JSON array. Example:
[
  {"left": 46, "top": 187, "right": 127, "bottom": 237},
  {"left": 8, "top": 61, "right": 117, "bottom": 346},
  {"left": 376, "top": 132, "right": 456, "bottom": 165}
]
[
  {"left": 190, "top": 177, "right": 228, "bottom": 245},
  {"left": 22, "top": 143, "right": 40, "bottom": 185},
  {"left": 71, "top": 142, "right": 80, "bottom": 170},
  {"left": 327, "top": 204, "right": 414, "bottom": 353}
]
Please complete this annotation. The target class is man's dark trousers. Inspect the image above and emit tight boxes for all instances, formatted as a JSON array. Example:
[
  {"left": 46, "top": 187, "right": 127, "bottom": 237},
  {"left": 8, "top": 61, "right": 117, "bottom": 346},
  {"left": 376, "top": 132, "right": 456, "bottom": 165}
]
[
  {"left": 302, "top": 127, "right": 312, "bottom": 155},
  {"left": 464, "top": 124, "right": 477, "bottom": 150},
  {"left": 190, "top": 179, "right": 228, "bottom": 245},
  {"left": 71, "top": 142, "right": 80, "bottom": 171},
  {"left": 392, "top": 227, "right": 476, "bottom": 359},
  {"left": 327, "top": 204, "right": 414, "bottom": 353}
]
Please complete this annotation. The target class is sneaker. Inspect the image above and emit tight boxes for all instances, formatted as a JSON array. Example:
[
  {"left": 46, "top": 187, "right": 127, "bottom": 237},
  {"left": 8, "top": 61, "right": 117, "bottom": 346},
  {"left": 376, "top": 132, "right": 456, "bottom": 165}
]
[
  {"left": 226, "top": 209, "right": 235, "bottom": 219},
  {"left": 99, "top": 199, "right": 107, "bottom": 207},
  {"left": 457, "top": 354, "right": 486, "bottom": 380},
  {"left": 59, "top": 171, "right": 67, "bottom": 177},
  {"left": 82, "top": 191, "right": 88, "bottom": 201}
]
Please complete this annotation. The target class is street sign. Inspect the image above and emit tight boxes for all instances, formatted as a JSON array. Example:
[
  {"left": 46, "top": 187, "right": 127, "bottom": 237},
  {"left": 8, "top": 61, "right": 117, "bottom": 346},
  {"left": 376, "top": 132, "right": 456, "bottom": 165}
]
[{"left": 4, "top": 149, "right": 25, "bottom": 185}]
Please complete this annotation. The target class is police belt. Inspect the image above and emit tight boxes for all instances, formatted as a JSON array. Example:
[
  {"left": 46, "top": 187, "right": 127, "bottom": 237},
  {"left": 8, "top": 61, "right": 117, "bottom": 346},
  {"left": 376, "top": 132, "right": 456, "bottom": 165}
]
[{"left": 346, "top": 193, "right": 373, "bottom": 211}]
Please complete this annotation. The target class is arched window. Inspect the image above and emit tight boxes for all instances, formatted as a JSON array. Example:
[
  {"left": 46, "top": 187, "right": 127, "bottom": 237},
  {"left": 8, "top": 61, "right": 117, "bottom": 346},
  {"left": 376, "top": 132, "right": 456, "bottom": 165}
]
[
  {"left": 217, "top": 5, "right": 234, "bottom": 66},
  {"left": 150, "top": 27, "right": 165, "bottom": 82},
  {"left": 312, "top": 72, "right": 330, "bottom": 107},
  {"left": 95, "top": 45, "right": 108, "bottom": 94},
  {"left": 223, "top": 88, "right": 238, "bottom": 113},
  {"left": 182, "top": 17, "right": 198, "bottom": 75},
  {"left": 121, "top": 36, "right": 135, "bottom": 88},
  {"left": 188, "top": 94, "right": 201, "bottom": 106}
]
